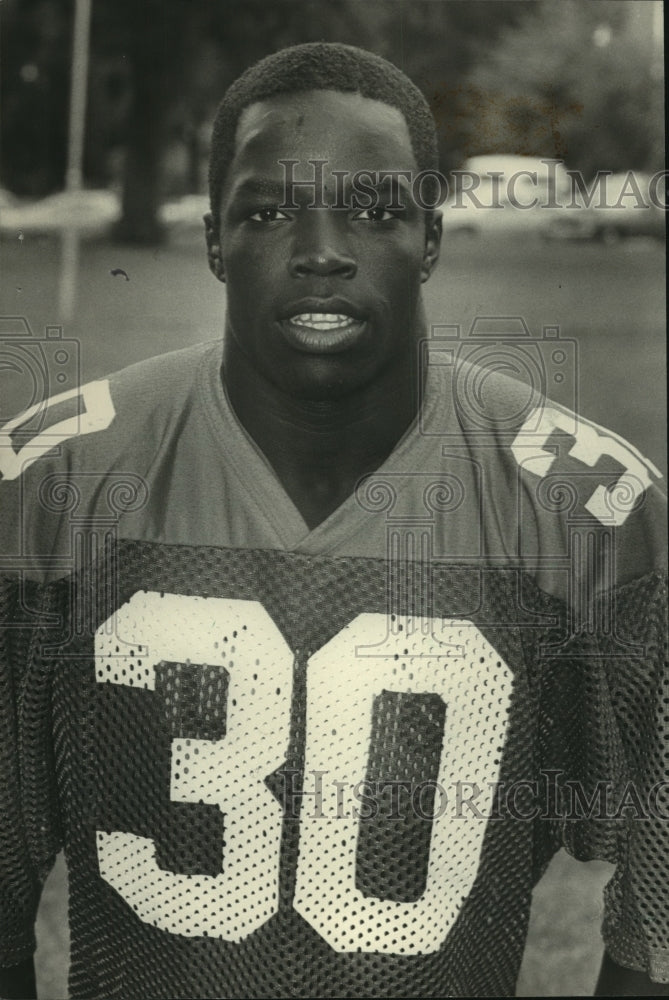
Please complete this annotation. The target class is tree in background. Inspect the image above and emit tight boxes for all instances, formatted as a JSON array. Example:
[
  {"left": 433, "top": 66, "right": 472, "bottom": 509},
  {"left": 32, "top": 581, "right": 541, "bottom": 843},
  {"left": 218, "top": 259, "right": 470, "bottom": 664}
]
[
  {"left": 1, "top": 0, "right": 527, "bottom": 239},
  {"left": 348, "top": 0, "right": 530, "bottom": 173},
  {"left": 102, "top": 0, "right": 196, "bottom": 244},
  {"left": 5, "top": 0, "right": 658, "bottom": 240},
  {"left": 460, "top": 0, "right": 664, "bottom": 175},
  {"left": 0, "top": 0, "right": 72, "bottom": 196},
  {"left": 100, "top": 0, "right": 379, "bottom": 243}
]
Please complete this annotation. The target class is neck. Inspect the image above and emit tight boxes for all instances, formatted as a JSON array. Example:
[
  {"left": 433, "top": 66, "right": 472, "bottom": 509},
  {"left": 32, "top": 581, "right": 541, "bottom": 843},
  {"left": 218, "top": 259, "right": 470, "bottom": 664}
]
[{"left": 222, "top": 330, "right": 426, "bottom": 528}]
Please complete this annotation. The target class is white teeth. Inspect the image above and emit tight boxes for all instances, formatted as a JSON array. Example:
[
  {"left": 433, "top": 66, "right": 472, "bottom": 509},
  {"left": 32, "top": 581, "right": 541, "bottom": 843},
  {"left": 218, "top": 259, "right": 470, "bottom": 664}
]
[{"left": 289, "top": 312, "right": 358, "bottom": 329}]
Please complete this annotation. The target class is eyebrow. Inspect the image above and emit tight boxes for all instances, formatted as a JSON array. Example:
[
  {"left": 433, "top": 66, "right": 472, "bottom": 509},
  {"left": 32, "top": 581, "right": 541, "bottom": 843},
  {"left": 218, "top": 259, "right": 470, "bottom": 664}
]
[
  {"left": 227, "top": 172, "right": 416, "bottom": 209},
  {"left": 362, "top": 174, "right": 413, "bottom": 197},
  {"left": 229, "top": 178, "right": 288, "bottom": 202}
]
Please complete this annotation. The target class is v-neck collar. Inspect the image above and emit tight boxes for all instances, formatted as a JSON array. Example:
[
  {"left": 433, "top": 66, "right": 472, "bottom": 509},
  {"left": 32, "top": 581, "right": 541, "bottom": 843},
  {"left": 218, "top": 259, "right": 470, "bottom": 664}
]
[{"left": 198, "top": 343, "right": 451, "bottom": 555}]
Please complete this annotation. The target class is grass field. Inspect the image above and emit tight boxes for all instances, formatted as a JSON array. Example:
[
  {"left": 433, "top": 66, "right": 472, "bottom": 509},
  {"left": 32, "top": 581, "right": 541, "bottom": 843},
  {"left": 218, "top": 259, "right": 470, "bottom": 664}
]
[{"left": 1, "top": 227, "right": 665, "bottom": 998}]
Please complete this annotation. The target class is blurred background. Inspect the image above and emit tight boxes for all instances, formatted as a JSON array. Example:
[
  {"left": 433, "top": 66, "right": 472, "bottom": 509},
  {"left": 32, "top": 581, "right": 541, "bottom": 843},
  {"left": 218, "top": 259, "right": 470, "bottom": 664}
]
[
  {"left": 0, "top": 0, "right": 664, "bottom": 229},
  {"left": 0, "top": 0, "right": 665, "bottom": 996}
]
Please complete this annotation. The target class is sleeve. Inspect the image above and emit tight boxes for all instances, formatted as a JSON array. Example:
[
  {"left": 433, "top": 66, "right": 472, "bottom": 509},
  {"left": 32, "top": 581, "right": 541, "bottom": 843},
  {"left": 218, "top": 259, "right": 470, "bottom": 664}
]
[
  {"left": 551, "top": 565, "right": 669, "bottom": 983},
  {"left": 598, "top": 570, "right": 669, "bottom": 983},
  {"left": 0, "top": 381, "right": 120, "bottom": 969},
  {"left": 524, "top": 444, "right": 669, "bottom": 981},
  {"left": 0, "top": 575, "right": 63, "bottom": 968}
]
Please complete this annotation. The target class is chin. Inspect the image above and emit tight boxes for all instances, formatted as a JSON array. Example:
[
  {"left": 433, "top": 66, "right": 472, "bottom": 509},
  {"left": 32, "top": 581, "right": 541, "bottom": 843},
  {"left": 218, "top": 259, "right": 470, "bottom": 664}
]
[{"left": 275, "top": 357, "right": 376, "bottom": 402}]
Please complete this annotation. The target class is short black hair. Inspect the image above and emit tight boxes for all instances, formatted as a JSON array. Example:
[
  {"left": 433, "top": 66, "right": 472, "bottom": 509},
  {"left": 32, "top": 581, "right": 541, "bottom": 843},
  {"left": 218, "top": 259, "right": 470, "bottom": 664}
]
[{"left": 208, "top": 42, "right": 438, "bottom": 225}]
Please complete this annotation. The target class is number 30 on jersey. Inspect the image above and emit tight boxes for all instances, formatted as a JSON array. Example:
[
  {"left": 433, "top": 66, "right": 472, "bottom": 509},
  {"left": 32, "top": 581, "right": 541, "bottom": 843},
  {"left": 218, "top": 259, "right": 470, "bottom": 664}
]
[{"left": 95, "top": 592, "right": 513, "bottom": 955}]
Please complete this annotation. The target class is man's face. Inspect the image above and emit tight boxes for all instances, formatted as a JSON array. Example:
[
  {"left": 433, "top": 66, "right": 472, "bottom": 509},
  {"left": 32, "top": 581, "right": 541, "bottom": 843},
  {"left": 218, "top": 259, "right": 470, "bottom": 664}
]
[{"left": 207, "top": 89, "right": 442, "bottom": 400}]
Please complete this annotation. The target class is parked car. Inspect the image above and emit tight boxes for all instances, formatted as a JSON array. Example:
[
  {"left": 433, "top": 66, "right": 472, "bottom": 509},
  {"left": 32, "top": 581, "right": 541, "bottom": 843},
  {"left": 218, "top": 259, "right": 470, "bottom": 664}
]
[
  {"left": 0, "top": 189, "right": 120, "bottom": 234},
  {"left": 441, "top": 155, "right": 577, "bottom": 237},
  {"left": 551, "top": 172, "right": 665, "bottom": 242},
  {"left": 441, "top": 159, "right": 665, "bottom": 242}
]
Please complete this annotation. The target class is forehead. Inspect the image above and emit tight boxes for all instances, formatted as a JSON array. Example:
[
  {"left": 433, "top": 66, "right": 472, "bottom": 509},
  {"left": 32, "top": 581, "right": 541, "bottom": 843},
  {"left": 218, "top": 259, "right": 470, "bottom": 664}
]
[{"left": 228, "top": 89, "right": 418, "bottom": 185}]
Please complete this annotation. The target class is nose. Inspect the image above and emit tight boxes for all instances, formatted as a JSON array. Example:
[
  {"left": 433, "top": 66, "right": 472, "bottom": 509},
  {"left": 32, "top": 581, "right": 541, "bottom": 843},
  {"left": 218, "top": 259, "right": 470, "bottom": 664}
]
[{"left": 288, "top": 213, "right": 357, "bottom": 279}]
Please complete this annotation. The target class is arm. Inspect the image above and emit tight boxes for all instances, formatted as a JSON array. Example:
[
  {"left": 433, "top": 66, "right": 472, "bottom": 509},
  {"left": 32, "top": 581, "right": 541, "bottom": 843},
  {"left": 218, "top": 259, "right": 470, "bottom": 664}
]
[
  {"left": 0, "top": 958, "right": 36, "bottom": 1000},
  {"left": 0, "top": 579, "right": 57, "bottom": 1000},
  {"left": 595, "top": 950, "right": 669, "bottom": 996}
]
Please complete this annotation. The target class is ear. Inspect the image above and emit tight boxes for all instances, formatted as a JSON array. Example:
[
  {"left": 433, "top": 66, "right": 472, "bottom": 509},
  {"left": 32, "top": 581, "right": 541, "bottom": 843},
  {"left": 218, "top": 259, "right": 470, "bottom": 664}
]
[
  {"left": 421, "top": 211, "right": 442, "bottom": 283},
  {"left": 204, "top": 212, "right": 225, "bottom": 283}
]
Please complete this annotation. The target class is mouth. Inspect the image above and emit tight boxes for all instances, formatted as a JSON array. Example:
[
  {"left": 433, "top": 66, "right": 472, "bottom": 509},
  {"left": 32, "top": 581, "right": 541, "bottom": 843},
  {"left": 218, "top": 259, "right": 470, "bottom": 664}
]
[{"left": 279, "top": 310, "right": 367, "bottom": 354}]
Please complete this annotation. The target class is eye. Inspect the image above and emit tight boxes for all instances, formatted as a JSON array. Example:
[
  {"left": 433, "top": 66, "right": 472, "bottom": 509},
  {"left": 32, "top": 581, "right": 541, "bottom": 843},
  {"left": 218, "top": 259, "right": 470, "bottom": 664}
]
[
  {"left": 352, "top": 206, "right": 403, "bottom": 222},
  {"left": 248, "top": 206, "right": 291, "bottom": 223}
]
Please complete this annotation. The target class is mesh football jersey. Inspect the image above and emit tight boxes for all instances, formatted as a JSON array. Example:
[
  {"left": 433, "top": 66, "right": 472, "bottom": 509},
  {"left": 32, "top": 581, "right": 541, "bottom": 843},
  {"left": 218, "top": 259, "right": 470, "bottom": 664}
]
[{"left": 1, "top": 341, "right": 667, "bottom": 998}]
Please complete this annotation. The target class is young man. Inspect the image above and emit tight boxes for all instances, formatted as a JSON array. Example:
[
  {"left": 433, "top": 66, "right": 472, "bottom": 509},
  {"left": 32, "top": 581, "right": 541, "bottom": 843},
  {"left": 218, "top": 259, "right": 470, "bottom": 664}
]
[{"left": 0, "top": 42, "right": 667, "bottom": 999}]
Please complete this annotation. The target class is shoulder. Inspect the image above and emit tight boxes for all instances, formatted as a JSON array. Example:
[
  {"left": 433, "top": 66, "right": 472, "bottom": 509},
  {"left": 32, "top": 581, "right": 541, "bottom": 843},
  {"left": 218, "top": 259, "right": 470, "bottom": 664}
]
[
  {"left": 507, "top": 390, "right": 666, "bottom": 584},
  {"left": 0, "top": 341, "right": 220, "bottom": 484},
  {"left": 0, "top": 341, "right": 221, "bottom": 579},
  {"left": 424, "top": 351, "right": 666, "bottom": 591}
]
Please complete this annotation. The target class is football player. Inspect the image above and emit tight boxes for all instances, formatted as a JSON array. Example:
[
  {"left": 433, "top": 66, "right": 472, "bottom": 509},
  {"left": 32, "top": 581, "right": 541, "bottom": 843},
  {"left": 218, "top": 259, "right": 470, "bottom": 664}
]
[{"left": 1, "top": 42, "right": 667, "bottom": 999}]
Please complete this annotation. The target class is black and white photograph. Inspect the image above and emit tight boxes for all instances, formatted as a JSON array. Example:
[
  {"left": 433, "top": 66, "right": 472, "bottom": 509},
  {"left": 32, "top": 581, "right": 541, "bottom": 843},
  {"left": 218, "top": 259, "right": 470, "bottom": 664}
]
[{"left": 0, "top": 1, "right": 666, "bottom": 997}]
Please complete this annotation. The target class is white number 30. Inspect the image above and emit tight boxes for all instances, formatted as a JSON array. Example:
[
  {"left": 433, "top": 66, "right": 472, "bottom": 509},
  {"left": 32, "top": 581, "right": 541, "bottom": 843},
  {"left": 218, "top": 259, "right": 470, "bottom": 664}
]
[{"left": 95, "top": 592, "right": 513, "bottom": 955}]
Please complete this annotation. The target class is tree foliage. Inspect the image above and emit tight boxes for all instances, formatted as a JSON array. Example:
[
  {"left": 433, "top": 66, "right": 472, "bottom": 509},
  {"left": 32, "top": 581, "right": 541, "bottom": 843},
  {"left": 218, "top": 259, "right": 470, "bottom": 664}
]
[
  {"left": 1, "top": 0, "right": 73, "bottom": 196},
  {"left": 461, "top": 0, "right": 663, "bottom": 175},
  {"left": 3, "top": 0, "right": 659, "bottom": 240}
]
